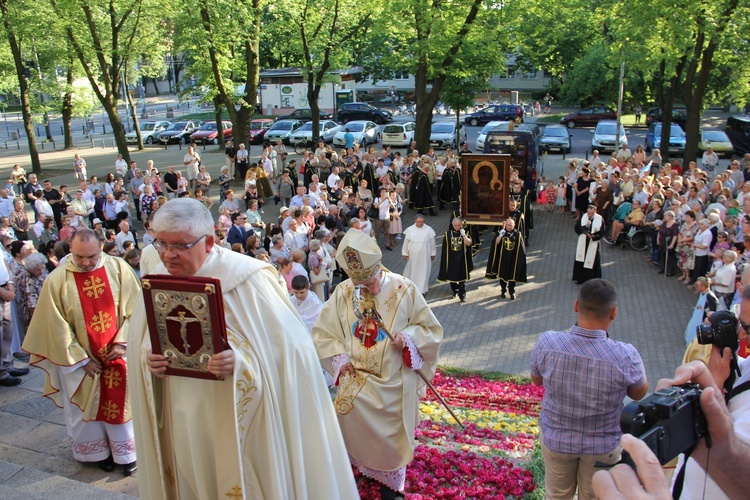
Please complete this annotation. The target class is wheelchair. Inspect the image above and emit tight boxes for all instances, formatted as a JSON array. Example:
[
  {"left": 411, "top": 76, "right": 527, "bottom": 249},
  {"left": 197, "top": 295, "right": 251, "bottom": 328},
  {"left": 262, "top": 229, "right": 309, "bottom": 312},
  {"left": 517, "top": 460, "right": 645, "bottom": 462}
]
[{"left": 615, "top": 225, "right": 648, "bottom": 251}]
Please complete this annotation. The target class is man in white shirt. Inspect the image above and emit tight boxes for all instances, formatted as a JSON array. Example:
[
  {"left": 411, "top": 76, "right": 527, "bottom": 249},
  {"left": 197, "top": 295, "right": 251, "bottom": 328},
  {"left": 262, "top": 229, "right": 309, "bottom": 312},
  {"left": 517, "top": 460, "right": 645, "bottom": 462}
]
[
  {"left": 307, "top": 183, "right": 322, "bottom": 209},
  {"left": 183, "top": 146, "right": 200, "bottom": 191},
  {"left": 0, "top": 190, "right": 13, "bottom": 219},
  {"left": 289, "top": 187, "right": 307, "bottom": 208},
  {"left": 616, "top": 143, "right": 631, "bottom": 159},
  {"left": 114, "top": 154, "right": 127, "bottom": 179},
  {"left": 32, "top": 213, "right": 47, "bottom": 239},
  {"left": 702, "top": 147, "right": 719, "bottom": 175},
  {"left": 115, "top": 220, "right": 136, "bottom": 254},
  {"left": 284, "top": 219, "right": 308, "bottom": 251},
  {"left": 327, "top": 167, "right": 341, "bottom": 192},
  {"left": 261, "top": 152, "right": 273, "bottom": 179}
]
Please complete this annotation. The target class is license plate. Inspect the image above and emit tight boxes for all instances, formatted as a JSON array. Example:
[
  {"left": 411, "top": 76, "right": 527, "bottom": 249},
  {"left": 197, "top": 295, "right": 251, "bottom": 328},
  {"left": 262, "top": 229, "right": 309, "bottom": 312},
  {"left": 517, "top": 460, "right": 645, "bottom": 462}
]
[{"left": 549, "top": 147, "right": 560, "bottom": 151}]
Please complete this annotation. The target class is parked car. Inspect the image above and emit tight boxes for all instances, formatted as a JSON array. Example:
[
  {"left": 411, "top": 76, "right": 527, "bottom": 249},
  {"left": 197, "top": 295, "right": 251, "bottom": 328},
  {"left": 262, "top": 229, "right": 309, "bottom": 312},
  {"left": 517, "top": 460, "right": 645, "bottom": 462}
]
[
  {"left": 332, "top": 120, "right": 380, "bottom": 147},
  {"left": 337, "top": 102, "right": 393, "bottom": 124},
  {"left": 698, "top": 129, "right": 734, "bottom": 157},
  {"left": 381, "top": 122, "right": 416, "bottom": 147},
  {"left": 289, "top": 120, "right": 341, "bottom": 145},
  {"left": 280, "top": 108, "right": 332, "bottom": 121},
  {"left": 264, "top": 119, "right": 304, "bottom": 145},
  {"left": 190, "top": 121, "right": 233, "bottom": 145},
  {"left": 560, "top": 106, "right": 617, "bottom": 128},
  {"left": 475, "top": 121, "right": 511, "bottom": 151},
  {"left": 429, "top": 121, "right": 467, "bottom": 149},
  {"left": 157, "top": 121, "right": 203, "bottom": 145},
  {"left": 464, "top": 104, "right": 523, "bottom": 126},
  {"left": 125, "top": 121, "right": 171, "bottom": 144},
  {"left": 645, "top": 107, "right": 687, "bottom": 128},
  {"left": 725, "top": 115, "right": 750, "bottom": 156},
  {"left": 249, "top": 118, "right": 274, "bottom": 144},
  {"left": 540, "top": 125, "right": 572, "bottom": 154},
  {"left": 645, "top": 122, "right": 686, "bottom": 153},
  {"left": 590, "top": 120, "right": 628, "bottom": 154}
]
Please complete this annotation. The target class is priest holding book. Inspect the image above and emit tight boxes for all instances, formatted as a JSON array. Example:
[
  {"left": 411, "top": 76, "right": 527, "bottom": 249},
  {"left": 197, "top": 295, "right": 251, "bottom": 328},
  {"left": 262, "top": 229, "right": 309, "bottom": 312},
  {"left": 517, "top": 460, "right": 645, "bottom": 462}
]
[{"left": 128, "top": 198, "right": 357, "bottom": 500}]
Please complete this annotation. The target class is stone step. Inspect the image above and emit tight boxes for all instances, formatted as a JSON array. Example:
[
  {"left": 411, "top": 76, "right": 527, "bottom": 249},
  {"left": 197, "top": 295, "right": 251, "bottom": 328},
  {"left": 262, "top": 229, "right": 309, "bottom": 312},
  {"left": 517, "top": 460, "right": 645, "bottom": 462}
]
[{"left": 0, "top": 459, "right": 137, "bottom": 499}]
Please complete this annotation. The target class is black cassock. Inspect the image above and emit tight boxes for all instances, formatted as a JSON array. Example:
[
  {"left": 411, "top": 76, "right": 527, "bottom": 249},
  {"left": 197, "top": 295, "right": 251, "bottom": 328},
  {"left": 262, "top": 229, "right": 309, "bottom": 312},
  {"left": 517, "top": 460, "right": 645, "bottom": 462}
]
[
  {"left": 485, "top": 229, "right": 527, "bottom": 283},
  {"left": 438, "top": 229, "right": 473, "bottom": 283},
  {"left": 572, "top": 215, "right": 604, "bottom": 283},
  {"left": 508, "top": 209, "right": 527, "bottom": 243},
  {"left": 285, "top": 164, "right": 299, "bottom": 190},
  {"left": 413, "top": 170, "right": 434, "bottom": 211},
  {"left": 303, "top": 163, "right": 318, "bottom": 190},
  {"left": 362, "top": 162, "right": 379, "bottom": 193},
  {"left": 342, "top": 169, "right": 357, "bottom": 189},
  {"left": 439, "top": 167, "right": 461, "bottom": 206},
  {"left": 511, "top": 189, "right": 534, "bottom": 232}
]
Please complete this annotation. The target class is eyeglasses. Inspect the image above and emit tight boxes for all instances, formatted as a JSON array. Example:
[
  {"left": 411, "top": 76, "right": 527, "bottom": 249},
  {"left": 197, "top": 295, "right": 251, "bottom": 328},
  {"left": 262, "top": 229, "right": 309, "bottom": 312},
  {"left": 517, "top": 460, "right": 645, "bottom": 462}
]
[
  {"left": 739, "top": 319, "right": 750, "bottom": 333},
  {"left": 153, "top": 235, "right": 206, "bottom": 254}
]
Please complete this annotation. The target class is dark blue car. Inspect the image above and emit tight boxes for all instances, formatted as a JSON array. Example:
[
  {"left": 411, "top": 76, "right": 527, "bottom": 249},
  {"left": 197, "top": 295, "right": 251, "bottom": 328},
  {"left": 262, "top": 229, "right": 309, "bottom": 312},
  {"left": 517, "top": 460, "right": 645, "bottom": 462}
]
[{"left": 464, "top": 105, "right": 523, "bottom": 126}]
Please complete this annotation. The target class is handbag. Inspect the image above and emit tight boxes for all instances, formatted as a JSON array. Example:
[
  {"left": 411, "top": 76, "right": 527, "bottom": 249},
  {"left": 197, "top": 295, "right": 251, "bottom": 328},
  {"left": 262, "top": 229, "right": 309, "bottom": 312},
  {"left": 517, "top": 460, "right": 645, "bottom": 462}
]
[
  {"left": 367, "top": 204, "right": 378, "bottom": 219},
  {"left": 310, "top": 252, "right": 329, "bottom": 284}
]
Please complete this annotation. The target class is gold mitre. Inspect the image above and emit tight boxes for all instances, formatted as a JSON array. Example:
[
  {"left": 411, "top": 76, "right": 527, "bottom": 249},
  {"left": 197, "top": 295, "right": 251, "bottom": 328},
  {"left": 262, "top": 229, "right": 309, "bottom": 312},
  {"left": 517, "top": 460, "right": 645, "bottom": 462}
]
[{"left": 336, "top": 229, "right": 382, "bottom": 282}]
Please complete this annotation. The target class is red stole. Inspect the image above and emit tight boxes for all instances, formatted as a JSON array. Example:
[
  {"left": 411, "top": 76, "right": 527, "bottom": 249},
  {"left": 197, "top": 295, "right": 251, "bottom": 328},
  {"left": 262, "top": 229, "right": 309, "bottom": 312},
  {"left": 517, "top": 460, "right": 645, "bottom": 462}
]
[{"left": 73, "top": 266, "right": 127, "bottom": 424}]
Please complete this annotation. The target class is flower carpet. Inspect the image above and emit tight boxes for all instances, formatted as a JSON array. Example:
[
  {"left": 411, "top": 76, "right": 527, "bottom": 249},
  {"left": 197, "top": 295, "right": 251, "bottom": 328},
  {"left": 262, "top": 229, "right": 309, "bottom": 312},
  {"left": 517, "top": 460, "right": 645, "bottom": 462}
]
[{"left": 355, "top": 369, "right": 545, "bottom": 499}]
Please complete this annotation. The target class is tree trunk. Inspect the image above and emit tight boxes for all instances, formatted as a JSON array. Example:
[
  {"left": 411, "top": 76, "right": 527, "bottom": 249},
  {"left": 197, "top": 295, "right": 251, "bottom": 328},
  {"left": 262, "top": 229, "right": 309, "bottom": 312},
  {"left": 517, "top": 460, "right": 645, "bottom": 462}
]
[
  {"left": 213, "top": 95, "right": 224, "bottom": 149},
  {"left": 0, "top": 0, "right": 41, "bottom": 174},
  {"left": 308, "top": 81, "right": 323, "bottom": 144},
  {"left": 413, "top": 63, "right": 442, "bottom": 154},
  {"left": 125, "top": 80, "right": 143, "bottom": 150},
  {"left": 99, "top": 99, "right": 132, "bottom": 163},
  {"left": 150, "top": 77, "right": 160, "bottom": 96},
  {"left": 658, "top": 76, "right": 678, "bottom": 163},
  {"left": 61, "top": 64, "right": 75, "bottom": 149}
]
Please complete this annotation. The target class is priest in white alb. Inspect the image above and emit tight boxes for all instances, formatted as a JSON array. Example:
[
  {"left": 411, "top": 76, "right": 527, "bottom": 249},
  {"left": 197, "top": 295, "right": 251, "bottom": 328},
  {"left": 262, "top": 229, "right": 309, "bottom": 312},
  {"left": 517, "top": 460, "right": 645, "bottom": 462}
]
[
  {"left": 313, "top": 229, "right": 443, "bottom": 499},
  {"left": 401, "top": 214, "right": 436, "bottom": 294},
  {"left": 127, "top": 198, "right": 357, "bottom": 500},
  {"left": 23, "top": 229, "right": 139, "bottom": 475}
]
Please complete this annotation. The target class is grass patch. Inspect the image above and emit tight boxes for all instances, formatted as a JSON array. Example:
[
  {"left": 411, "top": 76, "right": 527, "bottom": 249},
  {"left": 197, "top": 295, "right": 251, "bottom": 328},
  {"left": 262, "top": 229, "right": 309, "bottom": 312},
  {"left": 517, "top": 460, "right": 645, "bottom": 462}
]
[
  {"left": 534, "top": 113, "right": 565, "bottom": 123},
  {"left": 437, "top": 364, "right": 533, "bottom": 385},
  {"left": 526, "top": 440, "right": 546, "bottom": 500}
]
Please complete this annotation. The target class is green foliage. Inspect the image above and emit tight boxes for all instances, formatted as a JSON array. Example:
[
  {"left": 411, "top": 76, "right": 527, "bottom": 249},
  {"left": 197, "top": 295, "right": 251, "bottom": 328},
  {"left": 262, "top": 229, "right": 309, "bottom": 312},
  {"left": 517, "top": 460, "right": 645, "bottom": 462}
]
[
  {"left": 436, "top": 365, "right": 533, "bottom": 385},
  {"left": 527, "top": 439, "right": 546, "bottom": 500}
]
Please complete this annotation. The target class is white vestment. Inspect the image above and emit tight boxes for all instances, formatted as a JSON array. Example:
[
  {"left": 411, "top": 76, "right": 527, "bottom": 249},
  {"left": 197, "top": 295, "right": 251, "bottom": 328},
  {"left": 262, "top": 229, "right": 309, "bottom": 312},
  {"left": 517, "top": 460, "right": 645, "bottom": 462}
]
[
  {"left": 291, "top": 291, "right": 323, "bottom": 333},
  {"left": 576, "top": 212, "right": 603, "bottom": 269},
  {"left": 401, "top": 224, "right": 437, "bottom": 293},
  {"left": 128, "top": 247, "right": 358, "bottom": 500}
]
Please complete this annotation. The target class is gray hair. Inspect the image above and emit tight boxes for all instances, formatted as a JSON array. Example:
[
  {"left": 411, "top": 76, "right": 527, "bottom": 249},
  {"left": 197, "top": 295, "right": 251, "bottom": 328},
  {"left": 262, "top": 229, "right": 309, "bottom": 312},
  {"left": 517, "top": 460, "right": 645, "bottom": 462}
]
[
  {"left": 153, "top": 198, "right": 214, "bottom": 238},
  {"left": 272, "top": 234, "right": 284, "bottom": 245},
  {"left": 25, "top": 253, "right": 48, "bottom": 271},
  {"left": 309, "top": 240, "right": 321, "bottom": 251}
]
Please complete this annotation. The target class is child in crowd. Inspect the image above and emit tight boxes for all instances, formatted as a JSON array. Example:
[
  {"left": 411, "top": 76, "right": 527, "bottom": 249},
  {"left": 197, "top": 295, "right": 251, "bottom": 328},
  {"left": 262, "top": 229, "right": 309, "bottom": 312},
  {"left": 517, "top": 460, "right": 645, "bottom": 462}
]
[
  {"left": 555, "top": 176, "right": 567, "bottom": 214},
  {"left": 537, "top": 176, "right": 547, "bottom": 207},
  {"left": 545, "top": 182, "right": 556, "bottom": 213},
  {"left": 290, "top": 275, "right": 323, "bottom": 334}
]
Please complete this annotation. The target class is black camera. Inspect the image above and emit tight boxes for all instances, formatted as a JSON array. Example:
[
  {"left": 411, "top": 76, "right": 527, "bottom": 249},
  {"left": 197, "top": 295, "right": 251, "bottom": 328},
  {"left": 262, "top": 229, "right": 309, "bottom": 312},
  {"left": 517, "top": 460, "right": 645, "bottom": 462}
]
[
  {"left": 620, "top": 384, "right": 708, "bottom": 465},
  {"left": 696, "top": 310, "right": 739, "bottom": 353}
]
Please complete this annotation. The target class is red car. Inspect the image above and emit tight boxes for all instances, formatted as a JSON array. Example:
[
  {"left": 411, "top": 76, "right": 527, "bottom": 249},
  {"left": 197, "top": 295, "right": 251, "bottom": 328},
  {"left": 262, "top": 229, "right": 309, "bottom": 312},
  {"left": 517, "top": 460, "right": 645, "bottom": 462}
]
[
  {"left": 249, "top": 118, "right": 274, "bottom": 145},
  {"left": 190, "top": 121, "right": 233, "bottom": 144},
  {"left": 560, "top": 106, "right": 617, "bottom": 129}
]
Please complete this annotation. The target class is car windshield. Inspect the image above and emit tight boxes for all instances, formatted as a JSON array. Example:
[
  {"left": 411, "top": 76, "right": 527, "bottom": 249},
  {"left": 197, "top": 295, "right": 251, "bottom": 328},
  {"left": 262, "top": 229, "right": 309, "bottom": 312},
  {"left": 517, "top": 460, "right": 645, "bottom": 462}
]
[
  {"left": 597, "top": 124, "right": 624, "bottom": 135},
  {"left": 544, "top": 128, "right": 568, "bottom": 138},
  {"left": 167, "top": 122, "right": 187, "bottom": 130},
  {"left": 481, "top": 122, "right": 507, "bottom": 134},
  {"left": 250, "top": 122, "right": 267, "bottom": 130},
  {"left": 140, "top": 123, "right": 156, "bottom": 131},
  {"left": 199, "top": 123, "right": 218, "bottom": 131},
  {"left": 703, "top": 131, "right": 728, "bottom": 141},
  {"left": 383, "top": 125, "right": 403, "bottom": 133},
  {"left": 656, "top": 125, "right": 685, "bottom": 136},
  {"left": 431, "top": 123, "right": 454, "bottom": 133},
  {"left": 346, "top": 123, "right": 365, "bottom": 132},
  {"left": 272, "top": 121, "right": 294, "bottom": 130}
]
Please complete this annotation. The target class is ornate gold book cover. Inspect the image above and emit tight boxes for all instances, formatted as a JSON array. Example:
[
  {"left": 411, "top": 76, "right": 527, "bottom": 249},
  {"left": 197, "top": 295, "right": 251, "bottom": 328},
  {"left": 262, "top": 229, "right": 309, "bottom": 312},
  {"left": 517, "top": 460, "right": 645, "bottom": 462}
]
[{"left": 141, "top": 274, "right": 228, "bottom": 380}]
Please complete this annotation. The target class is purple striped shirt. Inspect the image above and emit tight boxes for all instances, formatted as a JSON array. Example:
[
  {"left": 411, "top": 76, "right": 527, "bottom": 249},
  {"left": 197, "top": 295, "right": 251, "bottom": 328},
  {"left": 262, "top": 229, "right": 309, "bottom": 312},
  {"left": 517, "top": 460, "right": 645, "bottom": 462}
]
[{"left": 530, "top": 325, "right": 646, "bottom": 455}]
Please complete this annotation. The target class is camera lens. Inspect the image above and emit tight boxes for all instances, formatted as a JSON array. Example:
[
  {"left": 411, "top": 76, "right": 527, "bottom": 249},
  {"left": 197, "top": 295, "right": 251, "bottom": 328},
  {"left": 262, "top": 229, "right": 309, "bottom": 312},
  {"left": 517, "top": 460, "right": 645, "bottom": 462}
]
[{"left": 695, "top": 324, "right": 714, "bottom": 345}]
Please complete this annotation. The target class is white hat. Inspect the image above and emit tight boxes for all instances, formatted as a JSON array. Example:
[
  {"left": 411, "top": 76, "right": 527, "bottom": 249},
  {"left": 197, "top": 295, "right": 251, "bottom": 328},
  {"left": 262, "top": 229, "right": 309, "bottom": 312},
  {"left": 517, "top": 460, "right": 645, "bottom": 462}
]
[
  {"left": 336, "top": 229, "right": 382, "bottom": 282},
  {"left": 92, "top": 218, "right": 103, "bottom": 225},
  {"left": 279, "top": 206, "right": 290, "bottom": 214}
]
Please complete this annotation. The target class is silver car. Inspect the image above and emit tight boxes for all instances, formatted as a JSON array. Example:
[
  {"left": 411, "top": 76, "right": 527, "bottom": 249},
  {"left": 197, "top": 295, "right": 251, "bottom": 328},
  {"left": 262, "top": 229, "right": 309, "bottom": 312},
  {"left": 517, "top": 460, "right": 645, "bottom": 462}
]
[
  {"left": 264, "top": 119, "right": 304, "bottom": 145},
  {"left": 289, "top": 120, "right": 341, "bottom": 145},
  {"left": 332, "top": 120, "right": 380, "bottom": 147},
  {"left": 429, "top": 121, "right": 467, "bottom": 149},
  {"left": 125, "top": 121, "right": 171, "bottom": 144},
  {"left": 475, "top": 121, "right": 510, "bottom": 152}
]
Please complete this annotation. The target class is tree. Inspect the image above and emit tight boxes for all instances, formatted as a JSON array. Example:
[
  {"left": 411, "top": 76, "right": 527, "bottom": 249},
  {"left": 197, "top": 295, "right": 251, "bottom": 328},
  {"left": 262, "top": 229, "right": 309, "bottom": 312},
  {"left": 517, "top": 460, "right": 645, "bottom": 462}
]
[
  {"left": 50, "top": 0, "right": 164, "bottom": 163},
  {"left": 441, "top": 75, "right": 489, "bottom": 138},
  {"left": 0, "top": 0, "right": 41, "bottom": 173}
]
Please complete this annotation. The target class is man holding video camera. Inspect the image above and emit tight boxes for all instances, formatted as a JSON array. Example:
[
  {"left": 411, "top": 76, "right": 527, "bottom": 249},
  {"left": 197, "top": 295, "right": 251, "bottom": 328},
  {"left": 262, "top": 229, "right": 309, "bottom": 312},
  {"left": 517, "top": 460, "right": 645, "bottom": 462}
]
[
  {"left": 593, "top": 285, "right": 750, "bottom": 499},
  {"left": 530, "top": 279, "right": 648, "bottom": 499}
]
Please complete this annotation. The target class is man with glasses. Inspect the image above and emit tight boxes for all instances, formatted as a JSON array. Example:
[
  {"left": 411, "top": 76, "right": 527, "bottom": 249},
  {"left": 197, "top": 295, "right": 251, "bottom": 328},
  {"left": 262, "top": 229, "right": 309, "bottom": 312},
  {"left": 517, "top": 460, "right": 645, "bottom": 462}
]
[
  {"left": 226, "top": 212, "right": 251, "bottom": 251},
  {"left": 23, "top": 229, "right": 139, "bottom": 474},
  {"left": 128, "top": 198, "right": 357, "bottom": 499}
]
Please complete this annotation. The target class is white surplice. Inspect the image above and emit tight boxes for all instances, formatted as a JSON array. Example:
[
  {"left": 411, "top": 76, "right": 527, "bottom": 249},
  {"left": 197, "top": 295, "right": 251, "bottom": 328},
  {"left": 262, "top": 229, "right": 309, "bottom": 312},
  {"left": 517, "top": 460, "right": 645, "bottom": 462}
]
[{"left": 401, "top": 224, "right": 437, "bottom": 293}]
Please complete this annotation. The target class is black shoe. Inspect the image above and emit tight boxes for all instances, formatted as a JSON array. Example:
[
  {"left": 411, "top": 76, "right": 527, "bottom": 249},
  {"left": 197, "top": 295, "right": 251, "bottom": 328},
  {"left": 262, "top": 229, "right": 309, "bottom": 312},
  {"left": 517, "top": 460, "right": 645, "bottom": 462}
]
[
  {"left": 429, "top": 210, "right": 437, "bottom": 216},
  {"left": 9, "top": 367, "right": 29, "bottom": 377},
  {"left": 98, "top": 455, "right": 116, "bottom": 473},
  {"left": 0, "top": 376, "right": 21, "bottom": 387},
  {"left": 500, "top": 292, "right": 507, "bottom": 299},
  {"left": 510, "top": 294, "right": 516, "bottom": 300},
  {"left": 452, "top": 292, "right": 457, "bottom": 299},
  {"left": 459, "top": 295, "right": 466, "bottom": 303},
  {"left": 123, "top": 461, "right": 137, "bottom": 476},
  {"left": 380, "top": 484, "right": 405, "bottom": 500},
  {"left": 385, "top": 246, "right": 392, "bottom": 251}
]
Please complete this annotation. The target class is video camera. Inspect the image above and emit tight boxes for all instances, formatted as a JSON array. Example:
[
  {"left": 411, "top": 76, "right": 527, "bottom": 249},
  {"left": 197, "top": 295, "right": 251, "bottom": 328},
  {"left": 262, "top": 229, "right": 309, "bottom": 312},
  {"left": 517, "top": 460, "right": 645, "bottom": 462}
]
[
  {"left": 696, "top": 310, "right": 742, "bottom": 392},
  {"left": 620, "top": 384, "right": 708, "bottom": 466}
]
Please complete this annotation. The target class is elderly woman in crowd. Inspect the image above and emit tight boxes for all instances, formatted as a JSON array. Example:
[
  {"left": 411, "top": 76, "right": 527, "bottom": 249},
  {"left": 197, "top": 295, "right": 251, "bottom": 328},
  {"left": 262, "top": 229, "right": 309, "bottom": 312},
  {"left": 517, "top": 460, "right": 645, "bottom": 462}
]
[
  {"left": 677, "top": 210, "right": 699, "bottom": 283},
  {"left": 8, "top": 240, "right": 32, "bottom": 356},
  {"left": 657, "top": 210, "right": 680, "bottom": 276},
  {"left": 10, "top": 199, "right": 29, "bottom": 241},
  {"left": 269, "top": 234, "right": 292, "bottom": 264},
  {"left": 40, "top": 218, "right": 59, "bottom": 245},
  {"left": 245, "top": 199, "right": 266, "bottom": 241}
]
